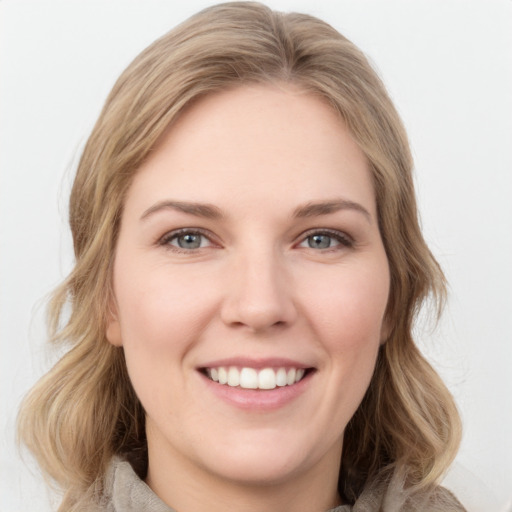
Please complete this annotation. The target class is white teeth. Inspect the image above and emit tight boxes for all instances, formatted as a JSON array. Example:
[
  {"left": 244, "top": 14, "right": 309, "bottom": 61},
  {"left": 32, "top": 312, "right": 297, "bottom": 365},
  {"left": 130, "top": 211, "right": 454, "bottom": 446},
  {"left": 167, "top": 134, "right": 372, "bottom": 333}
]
[
  {"left": 239, "top": 367, "right": 258, "bottom": 389},
  {"left": 227, "top": 367, "right": 240, "bottom": 387},
  {"left": 276, "top": 368, "right": 287, "bottom": 387},
  {"left": 218, "top": 367, "right": 228, "bottom": 384},
  {"left": 258, "top": 368, "right": 276, "bottom": 390},
  {"left": 206, "top": 366, "right": 308, "bottom": 389}
]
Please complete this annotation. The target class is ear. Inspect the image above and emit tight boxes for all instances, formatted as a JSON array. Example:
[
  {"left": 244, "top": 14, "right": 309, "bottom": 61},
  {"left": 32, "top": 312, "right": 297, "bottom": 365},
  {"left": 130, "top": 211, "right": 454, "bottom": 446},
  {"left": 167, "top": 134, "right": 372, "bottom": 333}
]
[
  {"left": 106, "top": 301, "right": 123, "bottom": 347},
  {"left": 379, "top": 314, "right": 392, "bottom": 345}
]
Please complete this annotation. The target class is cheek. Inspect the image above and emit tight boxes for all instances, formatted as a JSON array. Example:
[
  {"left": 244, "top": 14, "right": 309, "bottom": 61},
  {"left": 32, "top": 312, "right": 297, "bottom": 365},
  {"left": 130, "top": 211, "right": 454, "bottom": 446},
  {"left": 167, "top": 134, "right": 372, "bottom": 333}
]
[
  {"left": 304, "top": 261, "right": 390, "bottom": 351},
  {"left": 303, "top": 258, "right": 388, "bottom": 402},
  {"left": 295, "top": 260, "right": 389, "bottom": 433},
  {"left": 113, "top": 258, "right": 216, "bottom": 349},
  {"left": 111, "top": 262, "right": 226, "bottom": 417},
  {"left": 112, "top": 265, "right": 212, "bottom": 409}
]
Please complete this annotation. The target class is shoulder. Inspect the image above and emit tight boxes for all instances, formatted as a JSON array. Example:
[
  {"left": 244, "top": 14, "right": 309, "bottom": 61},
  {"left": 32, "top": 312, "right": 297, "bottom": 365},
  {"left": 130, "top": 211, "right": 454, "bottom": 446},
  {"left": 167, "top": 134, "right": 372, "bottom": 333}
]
[
  {"left": 78, "top": 456, "right": 175, "bottom": 512},
  {"left": 107, "top": 456, "right": 175, "bottom": 512},
  {"left": 353, "top": 476, "right": 466, "bottom": 512}
]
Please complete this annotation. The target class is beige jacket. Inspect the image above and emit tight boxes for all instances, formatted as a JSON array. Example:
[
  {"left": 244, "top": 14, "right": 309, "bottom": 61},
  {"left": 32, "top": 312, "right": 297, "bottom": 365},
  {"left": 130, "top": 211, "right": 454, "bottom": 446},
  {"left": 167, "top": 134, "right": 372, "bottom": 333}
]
[{"left": 92, "top": 457, "right": 465, "bottom": 512}]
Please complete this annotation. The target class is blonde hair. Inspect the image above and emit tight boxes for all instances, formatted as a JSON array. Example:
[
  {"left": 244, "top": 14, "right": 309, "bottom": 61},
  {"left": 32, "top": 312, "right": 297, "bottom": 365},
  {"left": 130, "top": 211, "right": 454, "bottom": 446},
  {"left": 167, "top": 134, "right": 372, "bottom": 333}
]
[{"left": 18, "top": 2, "right": 461, "bottom": 509}]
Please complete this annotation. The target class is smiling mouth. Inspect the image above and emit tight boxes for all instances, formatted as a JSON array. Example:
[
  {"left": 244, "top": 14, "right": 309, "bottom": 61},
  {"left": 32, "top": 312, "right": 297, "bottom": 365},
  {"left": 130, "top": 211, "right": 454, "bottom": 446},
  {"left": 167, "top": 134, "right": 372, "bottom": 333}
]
[{"left": 201, "top": 366, "right": 314, "bottom": 390}]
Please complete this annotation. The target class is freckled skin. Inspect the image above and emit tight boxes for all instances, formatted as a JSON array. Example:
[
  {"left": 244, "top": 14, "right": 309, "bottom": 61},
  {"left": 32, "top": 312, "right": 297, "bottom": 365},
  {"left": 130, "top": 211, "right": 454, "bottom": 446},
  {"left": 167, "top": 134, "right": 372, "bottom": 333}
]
[{"left": 106, "top": 84, "right": 390, "bottom": 512}]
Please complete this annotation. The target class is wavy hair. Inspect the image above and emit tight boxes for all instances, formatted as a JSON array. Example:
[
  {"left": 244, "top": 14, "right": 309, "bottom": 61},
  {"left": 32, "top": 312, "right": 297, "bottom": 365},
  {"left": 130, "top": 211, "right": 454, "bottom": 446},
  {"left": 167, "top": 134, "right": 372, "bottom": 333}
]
[{"left": 18, "top": 2, "right": 461, "bottom": 509}]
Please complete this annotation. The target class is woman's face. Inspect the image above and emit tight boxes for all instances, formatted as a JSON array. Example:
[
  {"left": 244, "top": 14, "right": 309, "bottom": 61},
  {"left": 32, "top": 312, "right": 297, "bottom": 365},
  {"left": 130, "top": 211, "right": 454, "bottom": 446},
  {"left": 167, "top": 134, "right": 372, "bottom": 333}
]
[{"left": 107, "top": 85, "right": 390, "bottom": 493}]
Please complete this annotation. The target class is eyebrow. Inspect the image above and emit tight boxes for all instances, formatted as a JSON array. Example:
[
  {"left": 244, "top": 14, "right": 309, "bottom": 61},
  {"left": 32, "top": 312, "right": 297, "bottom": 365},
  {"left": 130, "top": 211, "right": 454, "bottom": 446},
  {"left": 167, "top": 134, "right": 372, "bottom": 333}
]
[
  {"left": 140, "top": 198, "right": 372, "bottom": 223},
  {"left": 140, "top": 200, "right": 224, "bottom": 221},
  {"left": 293, "top": 199, "right": 372, "bottom": 223}
]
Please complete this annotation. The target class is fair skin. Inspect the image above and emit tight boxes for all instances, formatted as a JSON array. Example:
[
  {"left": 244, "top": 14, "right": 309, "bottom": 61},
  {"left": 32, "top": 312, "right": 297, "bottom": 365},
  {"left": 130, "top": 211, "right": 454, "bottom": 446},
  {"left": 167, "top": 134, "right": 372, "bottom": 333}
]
[{"left": 107, "top": 84, "right": 390, "bottom": 512}]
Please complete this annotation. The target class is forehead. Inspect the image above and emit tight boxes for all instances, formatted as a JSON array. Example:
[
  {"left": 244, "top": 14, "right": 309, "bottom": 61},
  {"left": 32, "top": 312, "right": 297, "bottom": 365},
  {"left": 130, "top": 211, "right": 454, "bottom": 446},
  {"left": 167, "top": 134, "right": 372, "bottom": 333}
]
[{"left": 125, "top": 84, "right": 375, "bottom": 218}]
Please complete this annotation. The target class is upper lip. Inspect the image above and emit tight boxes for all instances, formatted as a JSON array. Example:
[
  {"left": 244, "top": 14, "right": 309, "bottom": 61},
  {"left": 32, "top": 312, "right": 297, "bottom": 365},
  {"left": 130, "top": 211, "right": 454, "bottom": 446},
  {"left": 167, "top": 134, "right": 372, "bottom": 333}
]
[{"left": 198, "top": 357, "right": 313, "bottom": 370}]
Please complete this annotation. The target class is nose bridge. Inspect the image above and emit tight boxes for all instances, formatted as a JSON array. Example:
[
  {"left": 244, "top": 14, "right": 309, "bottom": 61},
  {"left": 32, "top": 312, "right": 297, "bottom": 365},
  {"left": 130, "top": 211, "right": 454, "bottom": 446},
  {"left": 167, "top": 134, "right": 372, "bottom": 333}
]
[{"left": 221, "top": 241, "right": 296, "bottom": 331}]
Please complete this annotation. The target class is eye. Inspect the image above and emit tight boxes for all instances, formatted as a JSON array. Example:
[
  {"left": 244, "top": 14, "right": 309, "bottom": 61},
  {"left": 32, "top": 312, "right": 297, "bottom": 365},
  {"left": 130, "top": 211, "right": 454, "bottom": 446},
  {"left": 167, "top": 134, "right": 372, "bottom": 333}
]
[
  {"left": 298, "top": 230, "right": 353, "bottom": 250},
  {"left": 159, "top": 229, "right": 213, "bottom": 251}
]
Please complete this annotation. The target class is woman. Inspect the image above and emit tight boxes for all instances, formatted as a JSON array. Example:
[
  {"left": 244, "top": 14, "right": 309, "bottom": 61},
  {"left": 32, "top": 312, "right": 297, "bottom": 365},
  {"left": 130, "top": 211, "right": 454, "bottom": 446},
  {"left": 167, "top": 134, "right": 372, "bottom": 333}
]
[{"left": 18, "top": 2, "right": 464, "bottom": 511}]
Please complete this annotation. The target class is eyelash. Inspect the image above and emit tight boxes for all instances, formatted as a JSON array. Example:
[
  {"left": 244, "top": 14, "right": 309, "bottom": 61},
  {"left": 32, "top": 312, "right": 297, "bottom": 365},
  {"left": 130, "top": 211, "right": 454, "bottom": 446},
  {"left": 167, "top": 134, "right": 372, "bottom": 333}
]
[{"left": 157, "top": 228, "right": 354, "bottom": 253}]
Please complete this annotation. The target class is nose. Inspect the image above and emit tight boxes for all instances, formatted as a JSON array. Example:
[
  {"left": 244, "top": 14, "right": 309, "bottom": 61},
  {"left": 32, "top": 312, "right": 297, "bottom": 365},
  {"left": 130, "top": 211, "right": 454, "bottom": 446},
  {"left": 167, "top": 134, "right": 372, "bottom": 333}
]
[{"left": 220, "top": 248, "right": 297, "bottom": 332}]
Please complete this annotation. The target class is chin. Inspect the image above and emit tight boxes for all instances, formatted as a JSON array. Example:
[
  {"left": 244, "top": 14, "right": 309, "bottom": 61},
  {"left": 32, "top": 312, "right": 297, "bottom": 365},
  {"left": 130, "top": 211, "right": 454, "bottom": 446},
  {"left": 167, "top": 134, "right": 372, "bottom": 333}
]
[
  {"left": 207, "top": 453, "right": 307, "bottom": 486},
  {"left": 197, "top": 430, "right": 332, "bottom": 487}
]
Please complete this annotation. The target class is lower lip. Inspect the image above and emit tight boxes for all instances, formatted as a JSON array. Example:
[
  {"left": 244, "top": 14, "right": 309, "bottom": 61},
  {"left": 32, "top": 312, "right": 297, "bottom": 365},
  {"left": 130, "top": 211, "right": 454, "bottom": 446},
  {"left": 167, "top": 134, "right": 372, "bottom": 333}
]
[{"left": 199, "top": 371, "right": 314, "bottom": 411}]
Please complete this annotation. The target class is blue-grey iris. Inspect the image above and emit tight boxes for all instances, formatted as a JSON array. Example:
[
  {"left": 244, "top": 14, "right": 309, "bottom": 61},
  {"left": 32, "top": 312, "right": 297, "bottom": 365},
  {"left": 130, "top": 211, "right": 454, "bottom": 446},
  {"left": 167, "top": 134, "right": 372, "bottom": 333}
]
[
  {"left": 177, "top": 233, "right": 202, "bottom": 249},
  {"left": 308, "top": 234, "right": 331, "bottom": 249}
]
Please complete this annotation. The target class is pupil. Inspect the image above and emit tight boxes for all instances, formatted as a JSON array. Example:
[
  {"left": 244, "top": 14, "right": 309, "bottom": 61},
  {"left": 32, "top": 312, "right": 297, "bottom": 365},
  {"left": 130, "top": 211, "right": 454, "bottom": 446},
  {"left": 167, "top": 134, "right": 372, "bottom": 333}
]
[
  {"left": 309, "top": 234, "right": 330, "bottom": 249},
  {"left": 178, "top": 233, "right": 201, "bottom": 249}
]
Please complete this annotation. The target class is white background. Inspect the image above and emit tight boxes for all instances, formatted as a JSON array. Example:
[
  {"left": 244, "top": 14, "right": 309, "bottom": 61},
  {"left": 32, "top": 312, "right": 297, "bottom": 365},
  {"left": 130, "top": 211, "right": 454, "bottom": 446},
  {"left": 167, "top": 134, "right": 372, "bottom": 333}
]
[{"left": 1, "top": 1, "right": 511, "bottom": 511}]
